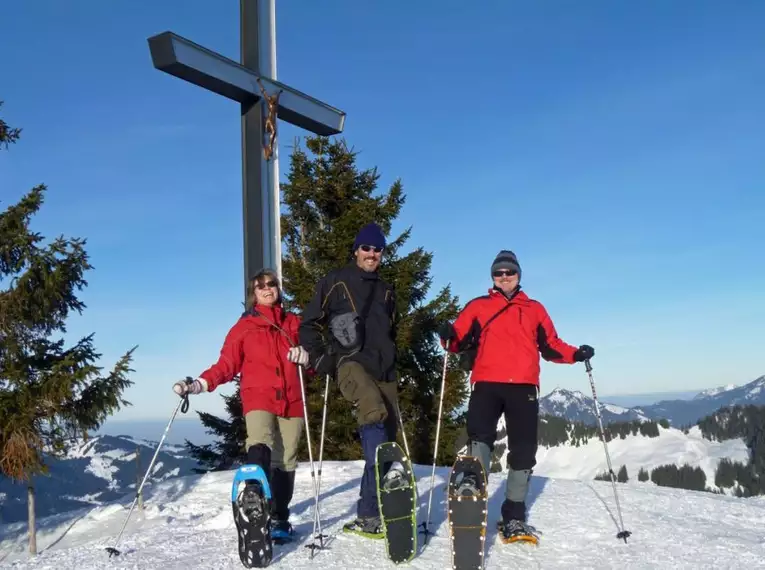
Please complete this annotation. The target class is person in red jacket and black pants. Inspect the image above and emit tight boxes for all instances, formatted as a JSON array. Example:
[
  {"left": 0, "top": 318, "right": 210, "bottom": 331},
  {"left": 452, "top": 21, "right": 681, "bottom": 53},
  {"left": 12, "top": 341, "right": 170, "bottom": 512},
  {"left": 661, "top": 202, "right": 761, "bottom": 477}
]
[
  {"left": 172, "top": 268, "right": 309, "bottom": 541},
  {"left": 439, "top": 250, "right": 594, "bottom": 541}
]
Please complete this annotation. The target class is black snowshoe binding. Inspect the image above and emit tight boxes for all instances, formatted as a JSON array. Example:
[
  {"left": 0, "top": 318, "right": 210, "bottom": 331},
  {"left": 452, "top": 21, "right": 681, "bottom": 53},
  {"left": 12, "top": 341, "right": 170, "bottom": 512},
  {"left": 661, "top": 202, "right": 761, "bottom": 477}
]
[
  {"left": 497, "top": 519, "right": 541, "bottom": 545},
  {"left": 342, "top": 516, "right": 385, "bottom": 539},
  {"left": 381, "top": 461, "right": 410, "bottom": 491},
  {"left": 455, "top": 471, "right": 481, "bottom": 497}
]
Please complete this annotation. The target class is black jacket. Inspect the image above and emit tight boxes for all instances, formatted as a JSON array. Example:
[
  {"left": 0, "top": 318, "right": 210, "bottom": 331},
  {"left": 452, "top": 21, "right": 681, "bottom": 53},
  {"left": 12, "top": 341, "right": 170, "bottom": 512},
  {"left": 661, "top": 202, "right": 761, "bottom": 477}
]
[{"left": 299, "top": 263, "right": 397, "bottom": 382}]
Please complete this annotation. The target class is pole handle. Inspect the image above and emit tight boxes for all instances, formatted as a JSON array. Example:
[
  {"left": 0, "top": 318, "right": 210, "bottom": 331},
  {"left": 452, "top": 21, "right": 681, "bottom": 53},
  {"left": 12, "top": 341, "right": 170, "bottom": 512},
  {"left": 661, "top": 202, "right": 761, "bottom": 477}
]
[
  {"left": 180, "top": 377, "right": 193, "bottom": 413},
  {"left": 585, "top": 358, "right": 593, "bottom": 373}
]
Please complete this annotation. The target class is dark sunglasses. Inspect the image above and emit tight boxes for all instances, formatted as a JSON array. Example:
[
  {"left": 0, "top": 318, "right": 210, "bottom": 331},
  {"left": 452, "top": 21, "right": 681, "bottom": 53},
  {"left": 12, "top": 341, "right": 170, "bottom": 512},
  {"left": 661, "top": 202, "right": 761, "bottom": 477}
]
[
  {"left": 359, "top": 244, "right": 383, "bottom": 253},
  {"left": 256, "top": 280, "right": 278, "bottom": 289},
  {"left": 493, "top": 270, "right": 518, "bottom": 278}
]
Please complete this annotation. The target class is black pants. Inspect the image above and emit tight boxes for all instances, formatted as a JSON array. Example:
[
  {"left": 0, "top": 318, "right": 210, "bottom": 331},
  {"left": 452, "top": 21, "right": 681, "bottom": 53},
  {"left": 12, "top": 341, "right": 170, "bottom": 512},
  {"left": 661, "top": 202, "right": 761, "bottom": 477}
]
[{"left": 466, "top": 382, "right": 539, "bottom": 471}]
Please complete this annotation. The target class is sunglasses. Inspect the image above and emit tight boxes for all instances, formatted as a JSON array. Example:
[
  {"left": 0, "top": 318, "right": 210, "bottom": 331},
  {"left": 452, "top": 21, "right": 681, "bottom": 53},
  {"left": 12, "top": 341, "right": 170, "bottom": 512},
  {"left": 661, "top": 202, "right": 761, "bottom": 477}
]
[
  {"left": 359, "top": 244, "right": 383, "bottom": 253},
  {"left": 256, "top": 280, "right": 279, "bottom": 289},
  {"left": 493, "top": 270, "right": 518, "bottom": 278}
]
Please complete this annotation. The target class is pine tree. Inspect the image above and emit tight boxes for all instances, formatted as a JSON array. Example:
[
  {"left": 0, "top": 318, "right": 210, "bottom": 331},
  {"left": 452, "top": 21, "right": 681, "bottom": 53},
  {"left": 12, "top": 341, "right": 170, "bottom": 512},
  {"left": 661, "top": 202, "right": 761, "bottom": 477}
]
[
  {"left": 0, "top": 100, "right": 136, "bottom": 555},
  {"left": 186, "top": 136, "right": 469, "bottom": 468},
  {"left": 617, "top": 464, "right": 629, "bottom": 483},
  {"left": 185, "top": 384, "right": 247, "bottom": 472}
]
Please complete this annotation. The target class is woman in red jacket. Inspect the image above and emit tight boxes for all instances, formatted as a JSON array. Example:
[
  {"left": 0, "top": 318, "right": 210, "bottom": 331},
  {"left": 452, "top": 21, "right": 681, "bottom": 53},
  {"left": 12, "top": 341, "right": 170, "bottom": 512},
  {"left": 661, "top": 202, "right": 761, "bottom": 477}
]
[{"left": 172, "top": 268, "right": 309, "bottom": 540}]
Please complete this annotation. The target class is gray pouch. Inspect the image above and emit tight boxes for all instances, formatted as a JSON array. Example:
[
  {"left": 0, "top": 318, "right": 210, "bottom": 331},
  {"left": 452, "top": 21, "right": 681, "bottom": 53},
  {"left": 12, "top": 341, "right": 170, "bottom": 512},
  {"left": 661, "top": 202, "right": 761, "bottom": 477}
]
[{"left": 330, "top": 311, "right": 364, "bottom": 350}]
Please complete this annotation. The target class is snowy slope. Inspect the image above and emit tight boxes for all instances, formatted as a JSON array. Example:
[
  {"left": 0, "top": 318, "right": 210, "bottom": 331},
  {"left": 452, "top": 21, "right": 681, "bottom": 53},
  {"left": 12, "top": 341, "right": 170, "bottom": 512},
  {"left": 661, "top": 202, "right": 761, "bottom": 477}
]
[
  {"left": 2, "top": 461, "right": 765, "bottom": 569},
  {"left": 695, "top": 383, "right": 738, "bottom": 400},
  {"left": 0, "top": 435, "right": 200, "bottom": 524},
  {"left": 533, "top": 425, "right": 750, "bottom": 486},
  {"left": 469, "top": 415, "right": 748, "bottom": 493}
]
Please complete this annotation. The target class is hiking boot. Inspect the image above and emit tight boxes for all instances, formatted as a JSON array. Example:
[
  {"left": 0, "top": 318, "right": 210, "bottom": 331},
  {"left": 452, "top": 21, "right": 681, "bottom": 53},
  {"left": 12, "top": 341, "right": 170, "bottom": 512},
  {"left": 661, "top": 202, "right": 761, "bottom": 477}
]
[
  {"left": 498, "top": 519, "right": 540, "bottom": 543},
  {"left": 270, "top": 519, "right": 294, "bottom": 543},
  {"left": 456, "top": 472, "right": 480, "bottom": 497},
  {"left": 238, "top": 481, "right": 267, "bottom": 522},
  {"left": 382, "top": 461, "right": 409, "bottom": 491}
]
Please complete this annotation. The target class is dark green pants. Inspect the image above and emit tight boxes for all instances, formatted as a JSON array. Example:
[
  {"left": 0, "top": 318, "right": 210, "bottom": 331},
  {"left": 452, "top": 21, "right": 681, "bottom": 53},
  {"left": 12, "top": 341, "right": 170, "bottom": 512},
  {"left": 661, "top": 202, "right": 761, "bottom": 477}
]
[
  {"left": 337, "top": 360, "right": 398, "bottom": 438},
  {"left": 337, "top": 360, "right": 399, "bottom": 518}
]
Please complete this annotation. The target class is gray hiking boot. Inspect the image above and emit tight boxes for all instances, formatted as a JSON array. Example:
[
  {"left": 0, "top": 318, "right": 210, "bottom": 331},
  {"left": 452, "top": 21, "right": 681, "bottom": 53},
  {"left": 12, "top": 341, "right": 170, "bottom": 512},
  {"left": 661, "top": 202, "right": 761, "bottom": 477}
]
[
  {"left": 382, "top": 461, "right": 409, "bottom": 491},
  {"left": 456, "top": 472, "right": 480, "bottom": 497}
]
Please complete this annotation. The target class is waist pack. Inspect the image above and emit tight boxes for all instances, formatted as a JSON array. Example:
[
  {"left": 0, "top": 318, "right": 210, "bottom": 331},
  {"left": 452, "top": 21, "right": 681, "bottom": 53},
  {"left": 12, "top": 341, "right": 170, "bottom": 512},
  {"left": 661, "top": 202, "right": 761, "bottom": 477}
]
[{"left": 329, "top": 280, "right": 380, "bottom": 353}]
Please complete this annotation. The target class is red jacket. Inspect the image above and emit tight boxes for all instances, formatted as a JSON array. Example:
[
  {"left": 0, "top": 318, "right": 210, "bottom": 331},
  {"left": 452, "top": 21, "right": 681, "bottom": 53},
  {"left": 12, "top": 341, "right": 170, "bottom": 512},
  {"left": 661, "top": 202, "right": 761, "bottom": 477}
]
[
  {"left": 199, "top": 305, "right": 304, "bottom": 417},
  {"left": 444, "top": 289, "right": 578, "bottom": 387}
]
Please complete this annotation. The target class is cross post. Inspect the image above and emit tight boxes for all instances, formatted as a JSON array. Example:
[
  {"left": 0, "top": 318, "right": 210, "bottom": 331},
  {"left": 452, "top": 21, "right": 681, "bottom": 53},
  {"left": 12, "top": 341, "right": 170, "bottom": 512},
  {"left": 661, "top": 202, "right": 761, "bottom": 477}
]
[{"left": 147, "top": 0, "right": 346, "bottom": 303}]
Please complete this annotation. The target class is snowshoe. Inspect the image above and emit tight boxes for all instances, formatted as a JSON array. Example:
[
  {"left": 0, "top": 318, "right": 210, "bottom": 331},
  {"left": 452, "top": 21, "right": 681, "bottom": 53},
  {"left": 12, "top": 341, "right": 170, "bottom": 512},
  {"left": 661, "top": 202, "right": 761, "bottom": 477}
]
[
  {"left": 448, "top": 455, "right": 488, "bottom": 569},
  {"left": 375, "top": 442, "right": 418, "bottom": 563},
  {"left": 231, "top": 465, "right": 273, "bottom": 568}
]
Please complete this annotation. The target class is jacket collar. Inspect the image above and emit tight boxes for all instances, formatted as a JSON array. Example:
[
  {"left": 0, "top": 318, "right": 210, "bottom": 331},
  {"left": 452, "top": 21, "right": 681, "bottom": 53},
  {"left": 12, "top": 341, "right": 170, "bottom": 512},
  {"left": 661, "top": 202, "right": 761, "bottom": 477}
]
[
  {"left": 347, "top": 261, "right": 380, "bottom": 281},
  {"left": 242, "top": 304, "right": 285, "bottom": 327}
]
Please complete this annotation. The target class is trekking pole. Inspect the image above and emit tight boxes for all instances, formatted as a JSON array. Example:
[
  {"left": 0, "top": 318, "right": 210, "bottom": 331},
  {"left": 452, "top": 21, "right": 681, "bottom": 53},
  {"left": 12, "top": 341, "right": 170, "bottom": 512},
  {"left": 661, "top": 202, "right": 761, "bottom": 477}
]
[
  {"left": 308, "top": 373, "right": 330, "bottom": 555},
  {"left": 584, "top": 359, "right": 631, "bottom": 543},
  {"left": 419, "top": 351, "right": 448, "bottom": 544},
  {"left": 106, "top": 379, "right": 192, "bottom": 557},
  {"left": 297, "top": 367, "right": 325, "bottom": 558},
  {"left": 396, "top": 399, "right": 412, "bottom": 461},
  {"left": 395, "top": 399, "right": 420, "bottom": 504}
]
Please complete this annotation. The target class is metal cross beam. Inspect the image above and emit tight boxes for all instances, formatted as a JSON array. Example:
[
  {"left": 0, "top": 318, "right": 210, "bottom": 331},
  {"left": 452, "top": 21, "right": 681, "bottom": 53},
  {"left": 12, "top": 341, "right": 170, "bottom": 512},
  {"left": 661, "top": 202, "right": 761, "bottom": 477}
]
[
  {"left": 146, "top": 0, "right": 346, "bottom": 303},
  {"left": 147, "top": 32, "right": 345, "bottom": 136}
]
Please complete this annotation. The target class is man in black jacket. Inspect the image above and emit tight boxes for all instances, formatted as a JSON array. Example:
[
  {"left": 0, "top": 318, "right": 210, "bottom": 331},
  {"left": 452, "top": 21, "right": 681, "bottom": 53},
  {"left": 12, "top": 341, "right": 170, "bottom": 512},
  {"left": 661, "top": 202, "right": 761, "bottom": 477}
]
[{"left": 299, "top": 222, "right": 400, "bottom": 537}]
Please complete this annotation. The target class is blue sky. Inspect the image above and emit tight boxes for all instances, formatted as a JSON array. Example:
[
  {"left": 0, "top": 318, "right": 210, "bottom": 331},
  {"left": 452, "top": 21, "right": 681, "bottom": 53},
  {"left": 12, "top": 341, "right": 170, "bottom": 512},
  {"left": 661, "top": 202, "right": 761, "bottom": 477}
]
[{"left": 1, "top": 0, "right": 763, "bottom": 422}]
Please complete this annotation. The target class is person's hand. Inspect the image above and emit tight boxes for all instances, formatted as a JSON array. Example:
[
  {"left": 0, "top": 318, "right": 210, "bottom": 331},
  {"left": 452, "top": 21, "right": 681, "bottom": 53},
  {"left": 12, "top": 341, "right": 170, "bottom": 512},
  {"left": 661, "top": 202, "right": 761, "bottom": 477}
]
[
  {"left": 287, "top": 346, "right": 309, "bottom": 366},
  {"left": 172, "top": 377, "right": 207, "bottom": 396},
  {"left": 438, "top": 322, "right": 456, "bottom": 342},
  {"left": 312, "top": 348, "right": 336, "bottom": 377},
  {"left": 573, "top": 345, "right": 595, "bottom": 362}
]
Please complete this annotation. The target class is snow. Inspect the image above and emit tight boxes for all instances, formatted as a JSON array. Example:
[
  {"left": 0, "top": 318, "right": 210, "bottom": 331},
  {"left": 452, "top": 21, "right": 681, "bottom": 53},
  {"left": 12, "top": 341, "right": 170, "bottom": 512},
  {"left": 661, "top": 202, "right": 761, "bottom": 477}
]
[
  {"left": 61, "top": 493, "right": 103, "bottom": 505},
  {"left": 85, "top": 456, "right": 119, "bottom": 487},
  {"left": 603, "top": 403, "right": 631, "bottom": 415},
  {"left": 695, "top": 384, "right": 738, "bottom": 399},
  {"left": 532, "top": 425, "right": 749, "bottom": 488},
  {"left": 2, "top": 460, "right": 765, "bottom": 569},
  {"left": 547, "top": 388, "right": 577, "bottom": 405}
]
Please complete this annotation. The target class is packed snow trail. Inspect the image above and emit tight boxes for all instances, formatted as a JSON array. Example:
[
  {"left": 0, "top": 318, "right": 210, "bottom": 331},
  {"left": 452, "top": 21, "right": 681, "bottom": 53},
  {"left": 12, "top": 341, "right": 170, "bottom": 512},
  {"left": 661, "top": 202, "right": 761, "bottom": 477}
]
[{"left": 2, "top": 461, "right": 765, "bottom": 569}]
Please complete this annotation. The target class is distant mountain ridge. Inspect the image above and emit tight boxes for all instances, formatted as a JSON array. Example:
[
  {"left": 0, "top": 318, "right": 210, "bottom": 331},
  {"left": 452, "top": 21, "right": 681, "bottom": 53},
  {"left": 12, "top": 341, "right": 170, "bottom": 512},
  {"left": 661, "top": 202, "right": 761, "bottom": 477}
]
[
  {"left": 539, "top": 374, "right": 765, "bottom": 426},
  {"left": 0, "top": 434, "right": 201, "bottom": 524},
  {"left": 539, "top": 387, "right": 650, "bottom": 424}
]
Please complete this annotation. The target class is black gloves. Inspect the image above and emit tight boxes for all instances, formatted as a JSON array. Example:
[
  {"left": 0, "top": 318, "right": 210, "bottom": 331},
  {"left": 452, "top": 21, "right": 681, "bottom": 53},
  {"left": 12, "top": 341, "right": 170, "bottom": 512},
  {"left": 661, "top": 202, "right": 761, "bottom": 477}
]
[
  {"left": 438, "top": 322, "right": 456, "bottom": 342},
  {"left": 573, "top": 344, "right": 595, "bottom": 362},
  {"left": 311, "top": 347, "right": 337, "bottom": 377}
]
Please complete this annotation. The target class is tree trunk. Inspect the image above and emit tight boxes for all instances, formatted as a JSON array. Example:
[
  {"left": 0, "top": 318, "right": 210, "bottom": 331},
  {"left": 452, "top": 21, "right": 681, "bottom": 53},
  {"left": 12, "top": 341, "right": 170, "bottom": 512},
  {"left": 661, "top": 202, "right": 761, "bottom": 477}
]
[
  {"left": 28, "top": 483, "right": 37, "bottom": 556},
  {"left": 136, "top": 446, "right": 143, "bottom": 511}
]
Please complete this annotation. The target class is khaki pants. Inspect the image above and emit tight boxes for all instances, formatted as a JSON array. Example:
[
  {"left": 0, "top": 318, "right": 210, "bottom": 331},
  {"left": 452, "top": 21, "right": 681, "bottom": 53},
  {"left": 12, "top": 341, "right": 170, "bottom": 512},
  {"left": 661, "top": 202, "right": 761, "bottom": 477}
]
[
  {"left": 244, "top": 411, "right": 304, "bottom": 472},
  {"left": 337, "top": 360, "right": 398, "bottom": 438}
]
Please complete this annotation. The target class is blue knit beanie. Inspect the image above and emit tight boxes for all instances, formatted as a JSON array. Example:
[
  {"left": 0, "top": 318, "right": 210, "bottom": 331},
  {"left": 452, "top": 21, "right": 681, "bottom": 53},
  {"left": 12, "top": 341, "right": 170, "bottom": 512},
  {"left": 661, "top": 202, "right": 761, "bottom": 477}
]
[{"left": 353, "top": 222, "right": 386, "bottom": 251}]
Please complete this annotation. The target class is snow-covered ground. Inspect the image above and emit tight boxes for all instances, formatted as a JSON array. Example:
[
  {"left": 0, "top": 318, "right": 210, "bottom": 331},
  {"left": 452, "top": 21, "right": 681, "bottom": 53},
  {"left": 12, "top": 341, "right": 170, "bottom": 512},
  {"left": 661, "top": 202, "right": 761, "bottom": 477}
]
[
  {"left": 2, "top": 460, "right": 765, "bottom": 569},
  {"left": 532, "top": 425, "right": 750, "bottom": 486}
]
